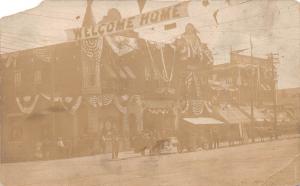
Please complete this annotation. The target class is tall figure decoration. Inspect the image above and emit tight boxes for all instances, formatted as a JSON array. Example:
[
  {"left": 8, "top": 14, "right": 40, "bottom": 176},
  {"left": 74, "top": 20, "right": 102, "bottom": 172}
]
[
  {"left": 175, "top": 23, "right": 214, "bottom": 100},
  {"left": 81, "top": 0, "right": 104, "bottom": 132}
]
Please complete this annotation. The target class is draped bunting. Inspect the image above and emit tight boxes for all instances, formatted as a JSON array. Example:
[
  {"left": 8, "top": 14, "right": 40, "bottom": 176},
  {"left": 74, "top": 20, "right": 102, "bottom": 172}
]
[
  {"left": 87, "top": 94, "right": 113, "bottom": 108},
  {"left": 81, "top": 37, "right": 103, "bottom": 63},
  {"left": 190, "top": 100, "right": 213, "bottom": 116},
  {"left": 16, "top": 95, "right": 40, "bottom": 114},
  {"left": 25, "top": 93, "right": 82, "bottom": 114},
  {"left": 80, "top": 0, "right": 103, "bottom": 96},
  {"left": 102, "top": 94, "right": 114, "bottom": 106},
  {"left": 87, "top": 94, "right": 127, "bottom": 114},
  {"left": 60, "top": 96, "right": 82, "bottom": 114},
  {"left": 191, "top": 100, "right": 204, "bottom": 116},
  {"left": 86, "top": 94, "right": 127, "bottom": 114},
  {"left": 88, "top": 95, "right": 102, "bottom": 108},
  {"left": 147, "top": 108, "right": 169, "bottom": 114},
  {"left": 142, "top": 100, "right": 173, "bottom": 115}
]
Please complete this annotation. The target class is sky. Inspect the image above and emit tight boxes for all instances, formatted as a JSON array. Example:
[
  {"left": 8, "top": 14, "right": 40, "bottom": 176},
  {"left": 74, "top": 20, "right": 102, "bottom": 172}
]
[
  {"left": 0, "top": 0, "right": 44, "bottom": 19},
  {"left": 0, "top": 0, "right": 299, "bottom": 89}
]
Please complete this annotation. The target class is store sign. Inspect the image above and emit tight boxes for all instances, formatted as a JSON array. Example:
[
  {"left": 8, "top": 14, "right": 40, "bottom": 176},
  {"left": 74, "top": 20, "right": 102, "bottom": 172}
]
[{"left": 66, "top": 2, "right": 189, "bottom": 40}]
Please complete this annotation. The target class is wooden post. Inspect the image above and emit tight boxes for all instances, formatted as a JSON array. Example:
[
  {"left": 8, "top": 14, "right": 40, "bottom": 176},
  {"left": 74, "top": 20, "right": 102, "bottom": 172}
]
[
  {"left": 250, "top": 35, "right": 255, "bottom": 143},
  {"left": 269, "top": 53, "right": 279, "bottom": 139}
]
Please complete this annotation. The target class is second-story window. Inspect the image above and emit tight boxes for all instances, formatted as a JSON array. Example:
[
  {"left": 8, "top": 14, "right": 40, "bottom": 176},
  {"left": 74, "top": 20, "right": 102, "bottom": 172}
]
[
  {"left": 83, "top": 61, "right": 97, "bottom": 88},
  {"left": 88, "top": 74, "right": 96, "bottom": 86},
  {"left": 14, "top": 71, "right": 21, "bottom": 87},
  {"left": 34, "top": 70, "right": 42, "bottom": 84}
]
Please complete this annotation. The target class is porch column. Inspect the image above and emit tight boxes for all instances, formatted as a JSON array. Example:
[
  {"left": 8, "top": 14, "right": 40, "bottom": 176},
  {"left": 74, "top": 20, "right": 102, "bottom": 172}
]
[
  {"left": 137, "top": 105, "right": 144, "bottom": 132},
  {"left": 72, "top": 113, "right": 78, "bottom": 154}
]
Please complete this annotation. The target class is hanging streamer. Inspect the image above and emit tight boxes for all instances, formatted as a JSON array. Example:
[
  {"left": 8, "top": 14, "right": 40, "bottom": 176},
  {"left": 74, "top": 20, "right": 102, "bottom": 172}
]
[
  {"left": 16, "top": 95, "right": 40, "bottom": 114},
  {"left": 181, "top": 100, "right": 190, "bottom": 114},
  {"left": 113, "top": 96, "right": 127, "bottom": 114},
  {"left": 61, "top": 96, "right": 82, "bottom": 114}
]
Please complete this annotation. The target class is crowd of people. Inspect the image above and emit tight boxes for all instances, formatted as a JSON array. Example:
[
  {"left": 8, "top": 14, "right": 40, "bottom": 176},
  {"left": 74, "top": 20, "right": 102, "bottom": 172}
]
[
  {"left": 32, "top": 126, "right": 121, "bottom": 160},
  {"left": 30, "top": 121, "right": 296, "bottom": 161}
]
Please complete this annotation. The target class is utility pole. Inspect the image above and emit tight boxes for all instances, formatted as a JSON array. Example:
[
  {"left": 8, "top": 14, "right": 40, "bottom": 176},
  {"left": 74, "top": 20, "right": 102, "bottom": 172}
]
[
  {"left": 250, "top": 35, "right": 255, "bottom": 143},
  {"left": 269, "top": 53, "right": 279, "bottom": 139},
  {"left": 51, "top": 54, "right": 56, "bottom": 142}
]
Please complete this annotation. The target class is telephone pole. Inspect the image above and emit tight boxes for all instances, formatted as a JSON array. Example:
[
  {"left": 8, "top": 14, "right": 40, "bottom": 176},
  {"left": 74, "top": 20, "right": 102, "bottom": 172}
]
[
  {"left": 250, "top": 35, "right": 255, "bottom": 142},
  {"left": 269, "top": 53, "right": 279, "bottom": 139}
]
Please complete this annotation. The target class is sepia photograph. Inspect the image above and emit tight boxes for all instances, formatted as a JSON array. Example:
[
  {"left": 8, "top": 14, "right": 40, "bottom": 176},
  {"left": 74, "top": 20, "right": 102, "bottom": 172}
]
[{"left": 0, "top": 0, "right": 299, "bottom": 185}]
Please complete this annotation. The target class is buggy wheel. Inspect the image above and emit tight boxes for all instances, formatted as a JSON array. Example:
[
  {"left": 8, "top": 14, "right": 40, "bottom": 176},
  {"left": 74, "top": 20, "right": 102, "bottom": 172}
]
[{"left": 177, "top": 145, "right": 183, "bottom": 153}]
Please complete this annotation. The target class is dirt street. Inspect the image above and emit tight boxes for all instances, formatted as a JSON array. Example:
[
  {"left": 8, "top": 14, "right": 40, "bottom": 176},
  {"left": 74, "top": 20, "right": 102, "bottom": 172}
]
[{"left": 0, "top": 138, "right": 299, "bottom": 186}]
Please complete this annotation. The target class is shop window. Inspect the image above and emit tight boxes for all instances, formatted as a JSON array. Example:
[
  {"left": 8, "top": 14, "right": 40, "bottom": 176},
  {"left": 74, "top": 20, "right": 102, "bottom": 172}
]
[
  {"left": 104, "top": 120, "right": 112, "bottom": 131},
  {"left": 34, "top": 70, "right": 42, "bottom": 84},
  {"left": 83, "top": 61, "right": 97, "bottom": 88},
  {"left": 88, "top": 74, "right": 96, "bottom": 86},
  {"left": 88, "top": 109, "right": 98, "bottom": 132},
  {"left": 128, "top": 114, "right": 137, "bottom": 137},
  {"left": 9, "top": 126, "right": 23, "bottom": 141},
  {"left": 14, "top": 71, "right": 21, "bottom": 86}
]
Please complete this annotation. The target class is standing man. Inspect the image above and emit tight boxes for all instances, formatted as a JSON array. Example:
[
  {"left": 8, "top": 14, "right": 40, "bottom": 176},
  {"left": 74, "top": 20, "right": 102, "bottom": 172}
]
[
  {"left": 99, "top": 127, "right": 106, "bottom": 154},
  {"left": 42, "top": 138, "right": 51, "bottom": 160},
  {"left": 57, "top": 137, "right": 65, "bottom": 158},
  {"left": 111, "top": 126, "right": 120, "bottom": 159}
]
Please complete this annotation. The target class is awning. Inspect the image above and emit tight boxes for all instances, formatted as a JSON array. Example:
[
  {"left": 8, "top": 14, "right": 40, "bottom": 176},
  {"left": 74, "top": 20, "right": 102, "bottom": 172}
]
[
  {"left": 218, "top": 104, "right": 250, "bottom": 124},
  {"left": 239, "top": 106, "right": 270, "bottom": 122},
  {"left": 183, "top": 117, "right": 224, "bottom": 125}
]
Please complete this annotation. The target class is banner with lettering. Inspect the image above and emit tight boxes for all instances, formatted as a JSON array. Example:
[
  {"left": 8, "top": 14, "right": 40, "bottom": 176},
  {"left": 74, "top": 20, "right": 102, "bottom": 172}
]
[{"left": 65, "top": 2, "right": 189, "bottom": 41}]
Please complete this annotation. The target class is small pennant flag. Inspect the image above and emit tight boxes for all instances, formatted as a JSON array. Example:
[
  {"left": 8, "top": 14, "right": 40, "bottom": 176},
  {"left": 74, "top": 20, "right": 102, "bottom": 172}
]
[
  {"left": 137, "top": 0, "right": 146, "bottom": 13},
  {"left": 213, "top": 9, "right": 219, "bottom": 25}
]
